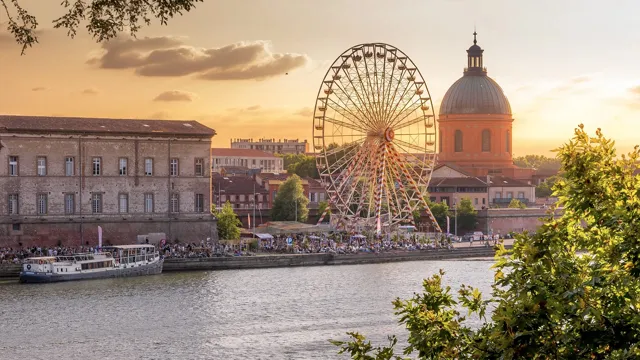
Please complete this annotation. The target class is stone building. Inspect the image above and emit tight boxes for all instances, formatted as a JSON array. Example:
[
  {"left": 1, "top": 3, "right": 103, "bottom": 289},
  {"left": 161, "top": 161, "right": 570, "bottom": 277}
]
[
  {"left": 211, "top": 148, "right": 284, "bottom": 174},
  {"left": 230, "top": 138, "right": 309, "bottom": 154},
  {"left": 437, "top": 32, "right": 535, "bottom": 181},
  {"left": 0, "top": 115, "right": 216, "bottom": 247}
]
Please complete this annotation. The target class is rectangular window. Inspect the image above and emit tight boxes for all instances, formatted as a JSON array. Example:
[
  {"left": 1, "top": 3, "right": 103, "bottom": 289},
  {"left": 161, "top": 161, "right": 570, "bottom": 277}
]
[
  {"left": 37, "top": 157, "right": 47, "bottom": 176},
  {"left": 195, "top": 158, "right": 204, "bottom": 176},
  {"left": 144, "top": 193, "right": 154, "bottom": 213},
  {"left": 119, "top": 158, "right": 128, "bottom": 176},
  {"left": 145, "top": 158, "right": 153, "bottom": 176},
  {"left": 495, "top": 192, "right": 502, "bottom": 199},
  {"left": 118, "top": 193, "right": 128, "bottom": 213},
  {"left": 170, "top": 193, "right": 179, "bottom": 213},
  {"left": 64, "top": 193, "right": 75, "bottom": 215},
  {"left": 517, "top": 192, "right": 525, "bottom": 199},
  {"left": 474, "top": 198, "right": 478, "bottom": 205},
  {"left": 195, "top": 193, "right": 204, "bottom": 213},
  {"left": 482, "top": 198, "right": 486, "bottom": 205},
  {"left": 91, "top": 193, "right": 103, "bottom": 214},
  {"left": 36, "top": 193, "right": 47, "bottom": 215},
  {"left": 92, "top": 157, "right": 101, "bottom": 176},
  {"left": 170, "top": 158, "right": 179, "bottom": 177},
  {"left": 8, "top": 156, "right": 18, "bottom": 176},
  {"left": 65, "top": 157, "right": 75, "bottom": 176},
  {"left": 8, "top": 194, "right": 18, "bottom": 215}
]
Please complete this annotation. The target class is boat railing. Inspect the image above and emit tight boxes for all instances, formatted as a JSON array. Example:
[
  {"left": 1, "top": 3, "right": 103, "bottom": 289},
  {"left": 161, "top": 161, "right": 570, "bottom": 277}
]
[{"left": 113, "top": 251, "right": 159, "bottom": 265}]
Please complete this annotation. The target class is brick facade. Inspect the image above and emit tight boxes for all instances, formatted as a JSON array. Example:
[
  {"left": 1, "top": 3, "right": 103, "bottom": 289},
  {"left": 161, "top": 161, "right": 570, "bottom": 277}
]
[{"left": 0, "top": 115, "right": 217, "bottom": 247}]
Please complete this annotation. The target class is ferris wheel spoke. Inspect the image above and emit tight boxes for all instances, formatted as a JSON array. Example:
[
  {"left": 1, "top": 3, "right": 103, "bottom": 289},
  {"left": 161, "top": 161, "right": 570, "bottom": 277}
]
[
  {"left": 387, "top": 96, "right": 422, "bottom": 129},
  {"left": 384, "top": 71, "right": 414, "bottom": 126},
  {"left": 388, "top": 142, "right": 431, "bottom": 184},
  {"left": 349, "top": 59, "right": 380, "bottom": 128},
  {"left": 392, "top": 115, "right": 431, "bottom": 132},
  {"left": 323, "top": 116, "right": 368, "bottom": 134},
  {"left": 359, "top": 50, "right": 381, "bottom": 127},
  {"left": 333, "top": 74, "right": 378, "bottom": 130},
  {"left": 391, "top": 138, "right": 425, "bottom": 153},
  {"left": 324, "top": 98, "right": 369, "bottom": 131}
]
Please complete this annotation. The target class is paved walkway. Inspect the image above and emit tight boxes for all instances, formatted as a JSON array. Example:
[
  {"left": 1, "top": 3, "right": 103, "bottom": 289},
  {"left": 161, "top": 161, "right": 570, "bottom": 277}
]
[{"left": 451, "top": 238, "right": 514, "bottom": 249}]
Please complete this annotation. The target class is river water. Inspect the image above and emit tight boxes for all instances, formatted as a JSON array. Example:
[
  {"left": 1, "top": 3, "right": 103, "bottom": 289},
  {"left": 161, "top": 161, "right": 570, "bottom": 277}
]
[{"left": 0, "top": 259, "right": 494, "bottom": 360}]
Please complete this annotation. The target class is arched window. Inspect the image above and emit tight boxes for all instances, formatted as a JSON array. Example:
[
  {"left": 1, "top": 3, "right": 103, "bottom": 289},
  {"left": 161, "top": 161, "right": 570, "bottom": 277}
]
[
  {"left": 506, "top": 130, "right": 511, "bottom": 153},
  {"left": 454, "top": 130, "right": 463, "bottom": 152},
  {"left": 439, "top": 130, "right": 443, "bottom": 153},
  {"left": 481, "top": 129, "right": 491, "bottom": 152}
]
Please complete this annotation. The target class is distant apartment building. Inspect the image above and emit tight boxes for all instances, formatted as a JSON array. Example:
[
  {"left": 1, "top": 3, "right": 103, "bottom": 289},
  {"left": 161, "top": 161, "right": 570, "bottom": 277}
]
[
  {"left": 212, "top": 174, "right": 269, "bottom": 210},
  {"left": 0, "top": 115, "right": 216, "bottom": 247},
  {"left": 211, "top": 148, "right": 284, "bottom": 174},
  {"left": 230, "top": 138, "right": 309, "bottom": 155}
]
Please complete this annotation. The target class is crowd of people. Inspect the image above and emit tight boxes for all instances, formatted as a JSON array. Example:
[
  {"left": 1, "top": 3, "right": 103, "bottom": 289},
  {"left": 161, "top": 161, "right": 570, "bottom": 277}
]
[
  {"left": 0, "top": 246, "right": 98, "bottom": 264},
  {"left": 1, "top": 232, "right": 502, "bottom": 264}
]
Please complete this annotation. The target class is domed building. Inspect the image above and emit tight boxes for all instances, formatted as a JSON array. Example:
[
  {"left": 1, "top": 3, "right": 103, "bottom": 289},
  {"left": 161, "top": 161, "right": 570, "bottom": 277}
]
[{"left": 437, "top": 32, "right": 532, "bottom": 180}]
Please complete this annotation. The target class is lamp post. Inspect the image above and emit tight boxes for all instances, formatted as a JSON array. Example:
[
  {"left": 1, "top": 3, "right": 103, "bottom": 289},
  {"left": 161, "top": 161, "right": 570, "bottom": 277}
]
[
  {"left": 295, "top": 196, "right": 298, "bottom": 222},
  {"left": 453, "top": 199, "right": 458, "bottom": 237},
  {"left": 253, "top": 181, "right": 256, "bottom": 236}
]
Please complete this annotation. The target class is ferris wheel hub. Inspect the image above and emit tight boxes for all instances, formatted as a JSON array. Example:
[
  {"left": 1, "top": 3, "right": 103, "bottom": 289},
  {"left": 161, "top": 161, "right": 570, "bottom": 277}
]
[{"left": 384, "top": 128, "right": 395, "bottom": 142}]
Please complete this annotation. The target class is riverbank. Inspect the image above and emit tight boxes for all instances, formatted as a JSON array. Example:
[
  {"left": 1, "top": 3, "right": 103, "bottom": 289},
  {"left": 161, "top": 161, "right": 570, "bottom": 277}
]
[{"left": 0, "top": 245, "right": 509, "bottom": 279}]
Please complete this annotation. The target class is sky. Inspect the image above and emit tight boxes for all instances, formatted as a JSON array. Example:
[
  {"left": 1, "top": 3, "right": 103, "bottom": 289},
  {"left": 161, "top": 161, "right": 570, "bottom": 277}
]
[{"left": 1, "top": 0, "right": 640, "bottom": 156}]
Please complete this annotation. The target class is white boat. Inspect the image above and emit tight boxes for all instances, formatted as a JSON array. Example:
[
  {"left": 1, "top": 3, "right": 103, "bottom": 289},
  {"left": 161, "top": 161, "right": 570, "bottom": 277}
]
[{"left": 19, "top": 244, "right": 163, "bottom": 284}]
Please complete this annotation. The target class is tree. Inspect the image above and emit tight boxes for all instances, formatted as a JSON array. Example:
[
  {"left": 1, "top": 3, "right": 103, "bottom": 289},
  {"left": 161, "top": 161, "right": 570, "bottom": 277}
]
[
  {"left": 271, "top": 175, "right": 309, "bottom": 222},
  {"left": 2, "top": 0, "right": 202, "bottom": 54},
  {"left": 212, "top": 201, "right": 241, "bottom": 240},
  {"left": 455, "top": 198, "right": 477, "bottom": 232},
  {"left": 507, "top": 198, "right": 526, "bottom": 209},
  {"left": 535, "top": 175, "right": 560, "bottom": 198},
  {"left": 333, "top": 125, "right": 640, "bottom": 359},
  {"left": 513, "top": 154, "right": 562, "bottom": 171}
]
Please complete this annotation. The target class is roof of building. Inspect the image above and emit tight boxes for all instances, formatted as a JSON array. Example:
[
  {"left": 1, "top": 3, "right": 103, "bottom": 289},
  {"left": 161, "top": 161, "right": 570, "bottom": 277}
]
[
  {"left": 256, "top": 173, "right": 292, "bottom": 181},
  {"left": 430, "top": 177, "right": 488, "bottom": 187},
  {"left": 305, "top": 177, "right": 324, "bottom": 188},
  {"left": 211, "top": 148, "right": 278, "bottom": 158},
  {"left": 439, "top": 76, "right": 511, "bottom": 115},
  {"left": 487, "top": 176, "right": 534, "bottom": 187},
  {"left": 0, "top": 115, "right": 215, "bottom": 137},
  {"left": 214, "top": 175, "right": 268, "bottom": 195},
  {"left": 433, "top": 163, "right": 473, "bottom": 177},
  {"left": 439, "top": 33, "right": 511, "bottom": 116}
]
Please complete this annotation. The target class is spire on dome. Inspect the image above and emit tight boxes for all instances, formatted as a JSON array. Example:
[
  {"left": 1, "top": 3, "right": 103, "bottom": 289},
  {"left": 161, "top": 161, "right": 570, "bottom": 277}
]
[{"left": 464, "top": 30, "right": 486, "bottom": 76}]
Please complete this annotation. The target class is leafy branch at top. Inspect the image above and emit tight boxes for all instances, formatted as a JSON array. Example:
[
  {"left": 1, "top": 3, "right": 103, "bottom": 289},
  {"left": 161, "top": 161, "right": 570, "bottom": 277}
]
[{"left": 0, "top": 0, "right": 202, "bottom": 54}]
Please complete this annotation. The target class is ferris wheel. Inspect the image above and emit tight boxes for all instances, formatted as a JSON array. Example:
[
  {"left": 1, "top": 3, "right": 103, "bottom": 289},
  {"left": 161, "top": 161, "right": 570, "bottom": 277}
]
[{"left": 313, "top": 43, "right": 441, "bottom": 234}]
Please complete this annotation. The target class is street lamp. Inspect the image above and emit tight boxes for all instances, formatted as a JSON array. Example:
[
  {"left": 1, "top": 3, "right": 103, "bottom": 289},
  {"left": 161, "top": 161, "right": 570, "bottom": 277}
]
[{"left": 453, "top": 199, "right": 458, "bottom": 237}]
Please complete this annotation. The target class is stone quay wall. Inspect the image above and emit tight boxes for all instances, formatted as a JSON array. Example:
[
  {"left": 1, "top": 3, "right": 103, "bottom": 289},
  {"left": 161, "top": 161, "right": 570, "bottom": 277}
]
[
  {"left": 0, "top": 216, "right": 217, "bottom": 248},
  {"left": 0, "top": 246, "right": 507, "bottom": 278}
]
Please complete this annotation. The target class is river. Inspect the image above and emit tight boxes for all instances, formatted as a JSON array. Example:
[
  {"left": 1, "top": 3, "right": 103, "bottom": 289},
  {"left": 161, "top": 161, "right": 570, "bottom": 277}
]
[{"left": 0, "top": 259, "right": 494, "bottom": 360}]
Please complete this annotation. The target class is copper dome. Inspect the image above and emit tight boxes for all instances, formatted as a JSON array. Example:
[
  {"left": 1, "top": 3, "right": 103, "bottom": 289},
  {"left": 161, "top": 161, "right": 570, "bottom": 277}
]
[{"left": 439, "top": 75, "right": 511, "bottom": 115}]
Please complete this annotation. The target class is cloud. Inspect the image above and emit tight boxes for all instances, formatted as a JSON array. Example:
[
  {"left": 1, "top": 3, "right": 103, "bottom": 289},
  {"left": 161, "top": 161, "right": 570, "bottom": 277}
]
[
  {"left": 630, "top": 86, "right": 640, "bottom": 96},
  {"left": 294, "top": 107, "right": 313, "bottom": 117},
  {"left": 147, "top": 111, "right": 172, "bottom": 120},
  {"left": 246, "top": 105, "right": 261, "bottom": 111},
  {"left": 81, "top": 88, "right": 99, "bottom": 95},
  {"left": 153, "top": 90, "right": 197, "bottom": 102},
  {"left": 88, "top": 36, "right": 309, "bottom": 81},
  {"left": 552, "top": 75, "right": 592, "bottom": 93},
  {"left": 31, "top": 87, "right": 46, "bottom": 92}
]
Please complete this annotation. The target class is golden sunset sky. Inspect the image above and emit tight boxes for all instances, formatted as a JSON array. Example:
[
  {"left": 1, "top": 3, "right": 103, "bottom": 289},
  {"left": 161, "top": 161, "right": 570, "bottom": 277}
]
[{"left": 1, "top": 0, "right": 639, "bottom": 155}]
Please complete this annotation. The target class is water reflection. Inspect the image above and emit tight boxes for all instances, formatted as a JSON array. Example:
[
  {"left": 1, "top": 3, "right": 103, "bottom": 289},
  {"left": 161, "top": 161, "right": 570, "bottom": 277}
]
[{"left": 0, "top": 260, "right": 494, "bottom": 359}]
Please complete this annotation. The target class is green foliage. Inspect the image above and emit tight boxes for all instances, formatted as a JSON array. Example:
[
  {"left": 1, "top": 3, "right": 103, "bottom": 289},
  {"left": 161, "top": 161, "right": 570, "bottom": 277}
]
[
  {"left": 212, "top": 201, "right": 242, "bottom": 240},
  {"left": 507, "top": 198, "right": 526, "bottom": 209},
  {"left": 455, "top": 198, "right": 477, "bottom": 232},
  {"left": 3, "top": 0, "right": 202, "bottom": 54},
  {"left": 428, "top": 201, "right": 449, "bottom": 232},
  {"left": 513, "top": 154, "right": 562, "bottom": 171},
  {"left": 283, "top": 154, "right": 319, "bottom": 179},
  {"left": 535, "top": 175, "right": 561, "bottom": 198},
  {"left": 333, "top": 125, "right": 640, "bottom": 359},
  {"left": 271, "top": 175, "right": 310, "bottom": 222}
]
